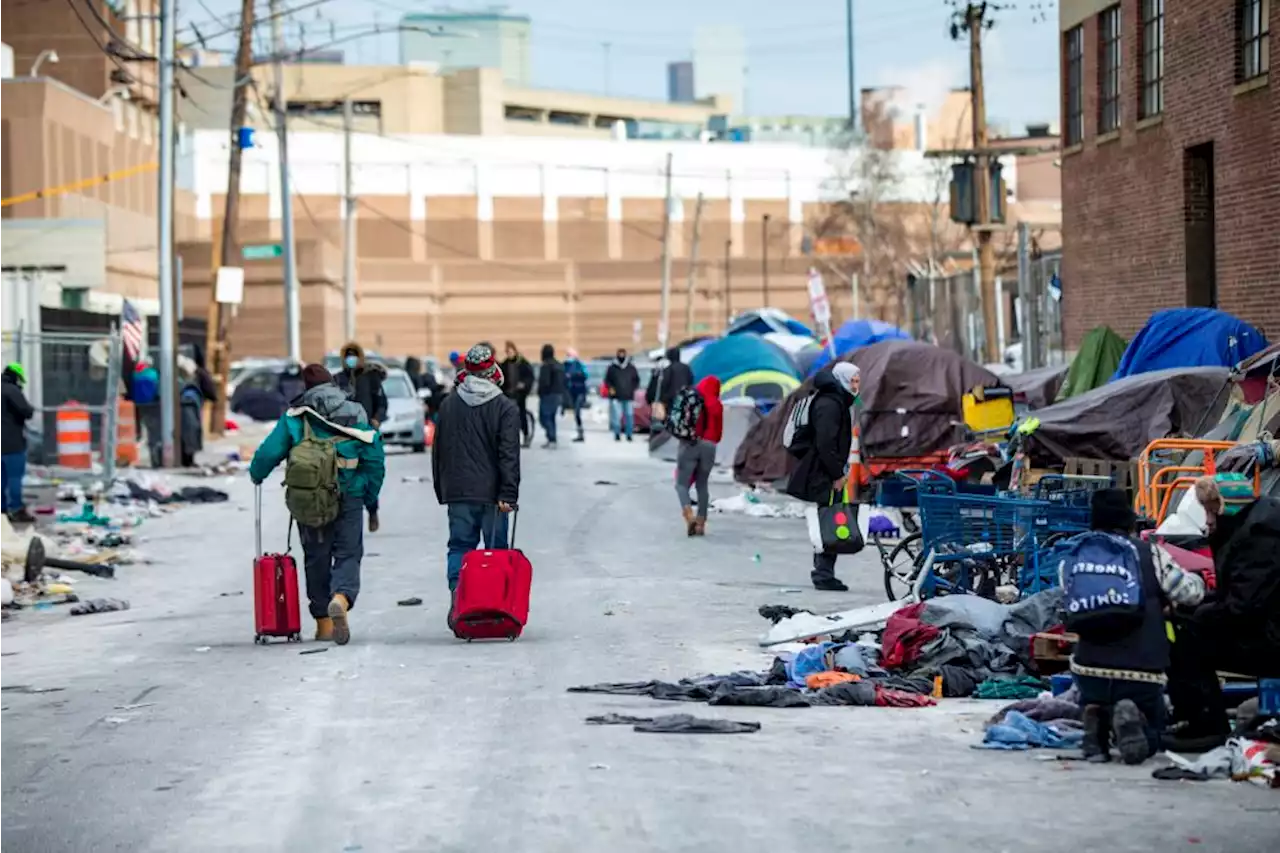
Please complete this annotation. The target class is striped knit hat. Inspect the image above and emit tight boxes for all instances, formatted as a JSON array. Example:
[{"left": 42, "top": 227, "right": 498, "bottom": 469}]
[{"left": 458, "top": 343, "right": 504, "bottom": 386}]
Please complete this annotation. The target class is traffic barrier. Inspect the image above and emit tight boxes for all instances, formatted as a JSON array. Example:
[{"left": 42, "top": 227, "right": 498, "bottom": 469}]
[
  {"left": 115, "top": 398, "right": 139, "bottom": 466},
  {"left": 57, "top": 403, "right": 93, "bottom": 469}
]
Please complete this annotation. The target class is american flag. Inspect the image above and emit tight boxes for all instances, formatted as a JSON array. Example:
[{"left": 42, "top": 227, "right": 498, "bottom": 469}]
[{"left": 121, "top": 299, "right": 145, "bottom": 362}]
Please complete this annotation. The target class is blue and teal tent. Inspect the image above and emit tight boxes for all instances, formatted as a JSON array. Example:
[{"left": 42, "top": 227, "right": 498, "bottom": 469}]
[
  {"left": 690, "top": 333, "right": 801, "bottom": 407},
  {"left": 806, "top": 318, "right": 911, "bottom": 377}
]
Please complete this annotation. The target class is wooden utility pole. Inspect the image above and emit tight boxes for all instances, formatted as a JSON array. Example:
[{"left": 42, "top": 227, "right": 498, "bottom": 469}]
[
  {"left": 965, "top": 2, "right": 1000, "bottom": 363},
  {"left": 684, "top": 193, "right": 704, "bottom": 335},
  {"left": 723, "top": 239, "right": 733, "bottom": 327},
  {"left": 205, "top": 0, "right": 256, "bottom": 438}
]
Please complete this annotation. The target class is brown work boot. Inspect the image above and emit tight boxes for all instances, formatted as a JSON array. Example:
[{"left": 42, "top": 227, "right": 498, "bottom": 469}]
[
  {"left": 327, "top": 594, "right": 351, "bottom": 646},
  {"left": 314, "top": 616, "right": 334, "bottom": 642},
  {"left": 694, "top": 518, "right": 707, "bottom": 536},
  {"left": 681, "top": 506, "right": 696, "bottom": 536}
]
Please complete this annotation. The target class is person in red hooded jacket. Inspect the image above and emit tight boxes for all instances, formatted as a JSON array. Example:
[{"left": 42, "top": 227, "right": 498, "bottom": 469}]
[{"left": 675, "top": 376, "right": 723, "bottom": 536}]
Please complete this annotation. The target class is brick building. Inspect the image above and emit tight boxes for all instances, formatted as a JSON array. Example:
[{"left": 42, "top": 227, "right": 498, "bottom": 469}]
[{"left": 1059, "top": 0, "right": 1278, "bottom": 346}]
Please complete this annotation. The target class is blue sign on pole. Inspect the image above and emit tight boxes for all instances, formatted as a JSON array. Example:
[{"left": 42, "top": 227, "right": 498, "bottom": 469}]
[{"left": 237, "top": 127, "right": 256, "bottom": 150}]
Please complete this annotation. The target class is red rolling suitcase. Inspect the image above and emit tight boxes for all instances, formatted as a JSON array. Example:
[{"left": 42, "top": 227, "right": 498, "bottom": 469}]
[
  {"left": 253, "top": 485, "right": 302, "bottom": 644},
  {"left": 450, "top": 509, "right": 532, "bottom": 642}
]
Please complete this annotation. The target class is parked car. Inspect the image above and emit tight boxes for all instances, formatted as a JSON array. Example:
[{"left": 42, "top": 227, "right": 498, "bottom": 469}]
[
  {"left": 229, "top": 362, "right": 304, "bottom": 422},
  {"left": 379, "top": 368, "right": 427, "bottom": 452}
]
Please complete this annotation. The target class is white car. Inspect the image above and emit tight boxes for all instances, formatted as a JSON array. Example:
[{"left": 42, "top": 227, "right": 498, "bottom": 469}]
[{"left": 379, "top": 368, "right": 427, "bottom": 452}]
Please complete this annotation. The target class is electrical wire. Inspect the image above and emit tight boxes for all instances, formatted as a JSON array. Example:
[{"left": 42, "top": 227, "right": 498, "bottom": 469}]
[{"left": 62, "top": 0, "right": 158, "bottom": 91}]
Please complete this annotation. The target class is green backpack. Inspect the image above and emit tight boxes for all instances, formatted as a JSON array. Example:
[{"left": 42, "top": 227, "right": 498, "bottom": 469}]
[{"left": 284, "top": 418, "right": 344, "bottom": 527}]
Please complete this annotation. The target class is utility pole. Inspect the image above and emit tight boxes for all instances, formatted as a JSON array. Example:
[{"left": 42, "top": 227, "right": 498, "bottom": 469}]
[
  {"left": 206, "top": 0, "right": 256, "bottom": 438},
  {"left": 342, "top": 98, "right": 357, "bottom": 342},
  {"left": 273, "top": 0, "right": 301, "bottom": 363},
  {"left": 845, "top": 0, "right": 857, "bottom": 131},
  {"left": 684, "top": 193, "right": 704, "bottom": 335},
  {"left": 157, "top": 0, "right": 177, "bottom": 467},
  {"left": 963, "top": 2, "right": 1000, "bottom": 363},
  {"left": 723, "top": 238, "right": 733, "bottom": 327},
  {"left": 761, "top": 213, "right": 771, "bottom": 307},
  {"left": 658, "top": 152, "right": 673, "bottom": 348}
]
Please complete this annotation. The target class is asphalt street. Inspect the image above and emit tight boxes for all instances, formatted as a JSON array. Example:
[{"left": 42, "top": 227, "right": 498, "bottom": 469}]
[{"left": 2, "top": 420, "right": 1277, "bottom": 852}]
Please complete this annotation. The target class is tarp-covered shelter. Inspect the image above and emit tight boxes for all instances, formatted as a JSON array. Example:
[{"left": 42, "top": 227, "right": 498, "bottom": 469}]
[
  {"left": 806, "top": 319, "right": 912, "bottom": 377},
  {"left": 690, "top": 333, "right": 801, "bottom": 408},
  {"left": 1058, "top": 326, "right": 1126, "bottom": 400},
  {"left": 1113, "top": 309, "right": 1268, "bottom": 381},
  {"left": 1005, "top": 364, "right": 1069, "bottom": 410},
  {"left": 734, "top": 341, "right": 998, "bottom": 484},
  {"left": 1027, "top": 367, "right": 1233, "bottom": 465}
]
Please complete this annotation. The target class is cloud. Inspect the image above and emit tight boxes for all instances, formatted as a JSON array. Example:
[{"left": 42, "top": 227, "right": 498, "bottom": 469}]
[{"left": 873, "top": 56, "right": 966, "bottom": 118}]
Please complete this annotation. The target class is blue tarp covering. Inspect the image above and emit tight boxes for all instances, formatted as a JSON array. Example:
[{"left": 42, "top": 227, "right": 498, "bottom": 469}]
[
  {"left": 1112, "top": 308, "right": 1269, "bottom": 380},
  {"left": 690, "top": 333, "right": 801, "bottom": 382},
  {"left": 806, "top": 319, "right": 912, "bottom": 377}
]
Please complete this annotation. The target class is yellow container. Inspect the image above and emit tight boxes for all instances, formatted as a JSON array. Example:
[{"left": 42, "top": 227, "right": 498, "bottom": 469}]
[{"left": 962, "top": 393, "right": 1015, "bottom": 434}]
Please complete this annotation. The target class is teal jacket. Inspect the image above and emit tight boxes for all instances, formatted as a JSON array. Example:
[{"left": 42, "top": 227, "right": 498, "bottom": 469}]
[{"left": 249, "top": 384, "right": 386, "bottom": 512}]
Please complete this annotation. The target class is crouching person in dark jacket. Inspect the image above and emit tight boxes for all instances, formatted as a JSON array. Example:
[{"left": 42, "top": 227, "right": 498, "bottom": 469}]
[
  {"left": 432, "top": 344, "right": 522, "bottom": 596},
  {"left": 250, "top": 365, "right": 386, "bottom": 645}
]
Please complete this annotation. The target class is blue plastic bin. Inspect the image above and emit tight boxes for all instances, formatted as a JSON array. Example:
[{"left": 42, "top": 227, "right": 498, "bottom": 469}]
[{"left": 1261, "top": 679, "right": 1280, "bottom": 715}]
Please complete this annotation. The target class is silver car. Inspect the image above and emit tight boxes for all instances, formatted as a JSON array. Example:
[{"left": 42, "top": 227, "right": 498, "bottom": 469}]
[{"left": 379, "top": 368, "right": 427, "bottom": 452}]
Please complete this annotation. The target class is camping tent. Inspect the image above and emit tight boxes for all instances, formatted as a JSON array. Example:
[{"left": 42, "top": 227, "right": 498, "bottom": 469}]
[
  {"left": 690, "top": 333, "right": 801, "bottom": 408},
  {"left": 1026, "top": 367, "right": 1232, "bottom": 465},
  {"left": 1113, "top": 308, "right": 1268, "bottom": 380},
  {"left": 726, "top": 309, "right": 814, "bottom": 339},
  {"left": 649, "top": 398, "right": 762, "bottom": 467},
  {"left": 734, "top": 340, "right": 998, "bottom": 485},
  {"left": 1004, "top": 364, "right": 1069, "bottom": 410},
  {"left": 806, "top": 318, "right": 912, "bottom": 377},
  {"left": 1058, "top": 326, "right": 1127, "bottom": 400}
]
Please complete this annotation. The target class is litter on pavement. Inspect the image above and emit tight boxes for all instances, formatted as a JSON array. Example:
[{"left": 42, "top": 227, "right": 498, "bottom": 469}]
[{"left": 585, "top": 713, "right": 762, "bottom": 734}]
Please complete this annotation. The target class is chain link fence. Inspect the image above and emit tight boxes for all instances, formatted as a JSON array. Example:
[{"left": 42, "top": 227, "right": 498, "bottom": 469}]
[
  {"left": 2, "top": 329, "right": 123, "bottom": 481},
  {"left": 905, "top": 268, "right": 988, "bottom": 365}
]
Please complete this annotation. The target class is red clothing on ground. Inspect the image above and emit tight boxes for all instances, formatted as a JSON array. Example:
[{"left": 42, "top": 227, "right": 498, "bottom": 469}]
[{"left": 695, "top": 376, "right": 723, "bottom": 442}]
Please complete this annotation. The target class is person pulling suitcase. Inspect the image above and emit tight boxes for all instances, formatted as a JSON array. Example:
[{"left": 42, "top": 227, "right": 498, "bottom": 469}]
[{"left": 250, "top": 364, "right": 385, "bottom": 645}]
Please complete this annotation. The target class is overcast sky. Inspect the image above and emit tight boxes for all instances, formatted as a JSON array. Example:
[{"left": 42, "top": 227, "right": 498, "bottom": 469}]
[{"left": 182, "top": 0, "right": 1060, "bottom": 131}]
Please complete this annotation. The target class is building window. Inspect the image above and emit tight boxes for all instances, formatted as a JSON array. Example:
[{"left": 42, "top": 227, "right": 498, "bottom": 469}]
[
  {"left": 1064, "top": 25, "right": 1084, "bottom": 145},
  {"left": 1098, "top": 6, "right": 1122, "bottom": 133},
  {"left": 1238, "top": 0, "right": 1271, "bottom": 82},
  {"left": 1140, "top": 0, "right": 1164, "bottom": 117}
]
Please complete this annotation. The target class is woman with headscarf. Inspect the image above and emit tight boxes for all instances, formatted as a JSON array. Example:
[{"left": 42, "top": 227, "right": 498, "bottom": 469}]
[
  {"left": 785, "top": 362, "right": 861, "bottom": 591},
  {"left": 675, "top": 376, "right": 723, "bottom": 536}
]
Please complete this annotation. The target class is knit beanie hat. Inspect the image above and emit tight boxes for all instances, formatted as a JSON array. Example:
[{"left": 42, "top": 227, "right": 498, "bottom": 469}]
[
  {"left": 460, "top": 343, "right": 504, "bottom": 386},
  {"left": 1090, "top": 487, "right": 1136, "bottom": 532},
  {"left": 301, "top": 363, "right": 333, "bottom": 389}
]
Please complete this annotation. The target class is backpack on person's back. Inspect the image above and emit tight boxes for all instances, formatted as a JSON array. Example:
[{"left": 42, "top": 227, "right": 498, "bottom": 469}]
[
  {"left": 284, "top": 418, "right": 343, "bottom": 528},
  {"left": 667, "top": 385, "right": 705, "bottom": 442},
  {"left": 782, "top": 391, "right": 818, "bottom": 456},
  {"left": 1061, "top": 531, "right": 1145, "bottom": 639}
]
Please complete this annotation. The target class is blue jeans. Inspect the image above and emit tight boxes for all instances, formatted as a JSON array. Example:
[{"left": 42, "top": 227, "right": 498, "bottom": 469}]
[
  {"left": 538, "top": 393, "right": 561, "bottom": 443},
  {"left": 611, "top": 399, "right": 634, "bottom": 438},
  {"left": 446, "top": 502, "right": 510, "bottom": 591},
  {"left": 568, "top": 393, "right": 586, "bottom": 437},
  {"left": 298, "top": 494, "right": 364, "bottom": 619},
  {"left": 1, "top": 451, "right": 26, "bottom": 513}
]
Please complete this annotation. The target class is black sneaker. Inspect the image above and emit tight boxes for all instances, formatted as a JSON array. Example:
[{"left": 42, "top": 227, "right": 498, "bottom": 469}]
[
  {"left": 573, "top": 435, "right": 585, "bottom": 443},
  {"left": 1112, "top": 699, "right": 1151, "bottom": 765},
  {"left": 7, "top": 508, "right": 36, "bottom": 525},
  {"left": 812, "top": 577, "right": 849, "bottom": 592},
  {"left": 626, "top": 435, "right": 633, "bottom": 442},
  {"left": 614, "top": 434, "right": 621, "bottom": 442},
  {"left": 1082, "top": 705, "right": 1112, "bottom": 763}
]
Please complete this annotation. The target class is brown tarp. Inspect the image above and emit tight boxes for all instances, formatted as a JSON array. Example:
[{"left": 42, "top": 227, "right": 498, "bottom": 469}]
[
  {"left": 1004, "top": 364, "right": 1069, "bottom": 410},
  {"left": 734, "top": 340, "right": 998, "bottom": 484},
  {"left": 1026, "top": 366, "right": 1232, "bottom": 465}
]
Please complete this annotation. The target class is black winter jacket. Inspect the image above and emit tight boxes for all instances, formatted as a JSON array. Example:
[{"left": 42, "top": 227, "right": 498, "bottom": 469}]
[
  {"left": 501, "top": 356, "right": 536, "bottom": 400},
  {"left": 432, "top": 379, "right": 522, "bottom": 506},
  {"left": 604, "top": 358, "right": 641, "bottom": 400},
  {"left": 785, "top": 370, "right": 854, "bottom": 504},
  {"left": 336, "top": 367, "right": 387, "bottom": 425},
  {"left": 2, "top": 374, "right": 34, "bottom": 456},
  {"left": 1071, "top": 537, "right": 1170, "bottom": 675},
  {"left": 646, "top": 359, "right": 694, "bottom": 408},
  {"left": 1193, "top": 496, "right": 1280, "bottom": 656},
  {"left": 537, "top": 359, "right": 566, "bottom": 397}
]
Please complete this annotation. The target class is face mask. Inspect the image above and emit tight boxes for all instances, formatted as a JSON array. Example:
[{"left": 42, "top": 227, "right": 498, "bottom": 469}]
[{"left": 344, "top": 355, "right": 358, "bottom": 369}]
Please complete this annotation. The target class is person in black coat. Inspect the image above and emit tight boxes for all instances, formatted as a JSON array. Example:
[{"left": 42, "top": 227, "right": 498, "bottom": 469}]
[
  {"left": 1, "top": 363, "right": 35, "bottom": 522},
  {"left": 432, "top": 343, "right": 522, "bottom": 593},
  {"left": 501, "top": 341, "right": 536, "bottom": 448},
  {"left": 536, "top": 343, "right": 566, "bottom": 448},
  {"left": 604, "top": 348, "right": 641, "bottom": 441},
  {"left": 645, "top": 347, "right": 694, "bottom": 424},
  {"left": 335, "top": 341, "right": 388, "bottom": 427},
  {"left": 785, "top": 364, "right": 860, "bottom": 591}
]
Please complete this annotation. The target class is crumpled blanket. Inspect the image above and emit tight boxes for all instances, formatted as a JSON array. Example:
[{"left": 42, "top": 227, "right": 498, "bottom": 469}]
[
  {"left": 973, "top": 675, "right": 1047, "bottom": 700},
  {"left": 569, "top": 671, "right": 777, "bottom": 702},
  {"left": 69, "top": 598, "right": 130, "bottom": 616},
  {"left": 917, "top": 664, "right": 980, "bottom": 698},
  {"left": 881, "top": 602, "right": 939, "bottom": 669},
  {"left": 988, "top": 696, "right": 1081, "bottom": 725},
  {"left": 585, "top": 713, "right": 761, "bottom": 734},
  {"left": 876, "top": 686, "right": 937, "bottom": 708},
  {"left": 976, "top": 710, "right": 1083, "bottom": 750},
  {"left": 759, "top": 604, "right": 812, "bottom": 624}
]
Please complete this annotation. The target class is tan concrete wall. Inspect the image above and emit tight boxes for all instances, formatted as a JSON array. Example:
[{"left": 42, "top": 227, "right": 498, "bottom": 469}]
[{"left": 1060, "top": 0, "right": 1115, "bottom": 30}]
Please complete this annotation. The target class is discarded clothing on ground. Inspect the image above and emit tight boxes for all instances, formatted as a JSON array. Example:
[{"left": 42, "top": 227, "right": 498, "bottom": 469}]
[
  {"left": 1155, "top": 738, "right": 1280, "bottom": 786},
  {"left": 918, "top": 664, "right": 980, "bottom": 698},
  {"left": 69, "top": 597, "right": 130, "bottom": 616},
  {"left": 805, "top": 671, "right": 861, "bottom": 689},
  {"left": 759, "top": 604, "right": 811, "bottom": 624},
  {"left": 121, "top": 481, "right": 229, "bottom": 505},
  {"left": 833, "top": 642, "right": 875, "bottom": 675},
  {"left": 708, "top": 685, "right": 814, "bottom": 707},
  {"left": 585, "top": 713, "right": 761, "bottom": 734},
  {"left": 568, "top": 671, "right": 779, "bottom": 703},
  {"left": 876, "top": 686, "right": 937, "bottom": 708},
  {"left": 988, "top": 695, "right": 1081, "bottom": 725},
  {"left": 881, "top": 602, "right": 940, "bottom": 669},
  {"left": 973, "top": 675, "right": 1048, "bottom": 700},
  {"left": 977, "top": 710, "right": 1083, "bottom": 750}
]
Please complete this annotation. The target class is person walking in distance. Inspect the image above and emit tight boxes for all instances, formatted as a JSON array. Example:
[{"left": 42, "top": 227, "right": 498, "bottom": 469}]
[
  {"left": 536, "top": 343, "right": 566, "bottom": 448},
  {"left": 334, "top": 341, "right": 388, "bottom": 428},
  {"left": 646, "top": 346, "right": 694, "bottom": 425},
  {"left": 433, "top": 344, "right": 522, "bottom": 596},
  {"left": 563, "top": 349, "right": 589, "bottom": 443},
  {"left": 604, "top": 347, "right": 641, "bottom": 442},
  {"left": 674, "top": 376, "right": 722, "bottom": 536},
  {"left": 1, "top": 363, "right": 36, "bottom": 523},
  {"left": 501, "top": 341, "right": 536, "bottom": 448},
  {"left": 785, "top": 363, "right": 861, "bottom": 591},
  {"left": 249, "top": 365, "right": 386, "bottom": 645}
]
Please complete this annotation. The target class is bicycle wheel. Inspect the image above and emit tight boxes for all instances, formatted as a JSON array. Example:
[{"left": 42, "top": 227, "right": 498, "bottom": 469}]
[{"left": 882, "top": 532, "right": 923, "bottom": 601}]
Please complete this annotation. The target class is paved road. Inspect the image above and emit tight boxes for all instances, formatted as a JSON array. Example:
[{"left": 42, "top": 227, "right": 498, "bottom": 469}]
[{"left": 3, "top": 429, "right": 1276, "bottom": 852}]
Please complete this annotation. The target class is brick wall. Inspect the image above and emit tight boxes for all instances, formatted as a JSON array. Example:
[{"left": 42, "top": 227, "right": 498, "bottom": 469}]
[{"left": 1060, "top": 0, "right": 1280, "bottom": 345}]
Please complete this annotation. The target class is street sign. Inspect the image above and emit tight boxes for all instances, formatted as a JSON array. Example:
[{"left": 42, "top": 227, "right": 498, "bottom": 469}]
[
  {"left": 215, "top": 266, "right": 245, "bottom": 304},
  {"left": 242, "top": 243, "right": 282, "bottom": 260},
  {"left": 807, "top": 268, "right": 835, "bottom": 356}
]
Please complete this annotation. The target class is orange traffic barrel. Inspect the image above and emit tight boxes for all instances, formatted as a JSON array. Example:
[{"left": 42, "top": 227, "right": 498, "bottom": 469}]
[
  {"left": 115, "top": 398, "right": 139, "bottom": 466},
  {"left": 57, "top": 402, "right": 93, "bottom": 469}
]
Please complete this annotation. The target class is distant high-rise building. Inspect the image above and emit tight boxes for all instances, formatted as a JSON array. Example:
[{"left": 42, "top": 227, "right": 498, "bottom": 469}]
[
  {"left": 667, "top": 60, "right": 695, "bottom": 103},
  {"left": 693, "top": 26, "right": 744, "bottom": 113},
  {"left": 399, "top": 9, "right": 531, "bottom": 86}
]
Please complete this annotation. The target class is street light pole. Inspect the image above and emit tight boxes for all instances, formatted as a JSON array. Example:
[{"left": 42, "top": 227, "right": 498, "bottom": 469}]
[
  {"left": 272, "top": 0, "right": 301, "bottom": 362},
  {"left": 156, "top": 0, "right": 177, "bottom": 467},
  {"left": 342, "top": 98, "right": 357, "bottom": 342}
]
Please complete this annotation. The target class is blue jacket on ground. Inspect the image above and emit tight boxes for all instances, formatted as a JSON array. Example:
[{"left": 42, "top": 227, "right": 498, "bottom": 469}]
[
  {"left": 249, "top": 383, "right": 386, "bottom": 512},
  {"left": 564, "top": 358, "right": 589, "bottom": 399}
]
